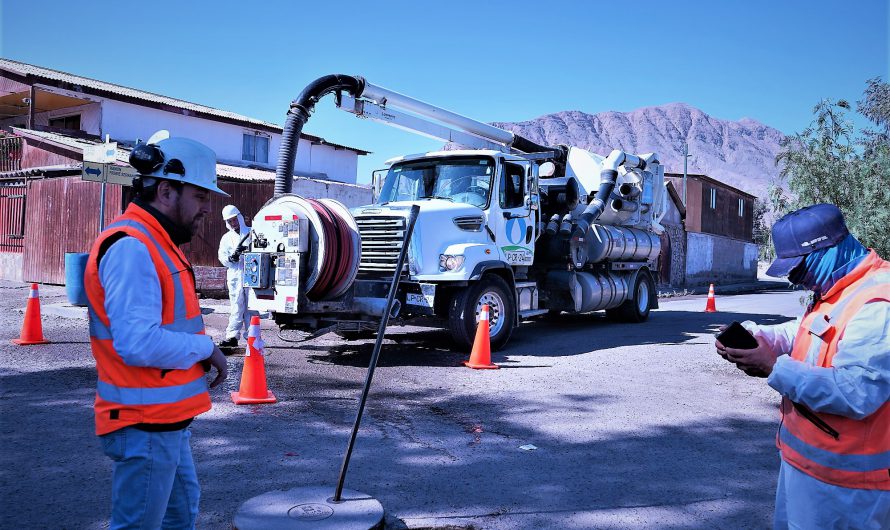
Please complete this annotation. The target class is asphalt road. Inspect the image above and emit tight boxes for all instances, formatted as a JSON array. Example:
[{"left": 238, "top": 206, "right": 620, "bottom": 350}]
[{"left": 0, "top": 280, "right": 803, "bottom": 529}]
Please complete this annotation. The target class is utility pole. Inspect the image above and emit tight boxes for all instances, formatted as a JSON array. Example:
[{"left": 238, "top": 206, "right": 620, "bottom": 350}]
[{"left": 682, "top": 141, "right": 691, "bottom": 205}]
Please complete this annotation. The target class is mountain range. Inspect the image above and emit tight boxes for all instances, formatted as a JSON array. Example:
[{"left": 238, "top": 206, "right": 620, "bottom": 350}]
[{"left": 490, "top": 103, "right": 786, "bottom": 198}]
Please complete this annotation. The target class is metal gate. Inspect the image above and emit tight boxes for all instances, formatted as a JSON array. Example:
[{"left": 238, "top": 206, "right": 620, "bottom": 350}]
[{"left": 0, "top": 178, "right": 26, "bottom": 252}]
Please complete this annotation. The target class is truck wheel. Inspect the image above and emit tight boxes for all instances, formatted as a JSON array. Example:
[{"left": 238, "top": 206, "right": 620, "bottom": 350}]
[
  {"left": 448, "top": 275, "right": 515, "bottom": 351},
  {"left": 606, "top": 271, "right": 653, "bottom": 323}
]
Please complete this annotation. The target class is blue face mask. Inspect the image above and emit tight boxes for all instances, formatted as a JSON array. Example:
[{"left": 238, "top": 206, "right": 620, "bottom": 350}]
[{"left": 791, "top": 234, "right": 868, "bottom": 297}]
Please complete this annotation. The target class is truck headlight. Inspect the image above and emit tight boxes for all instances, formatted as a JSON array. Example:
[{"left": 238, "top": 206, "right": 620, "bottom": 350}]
[{"left": 439, "top": 254, "right": 465, "bottom": 271}]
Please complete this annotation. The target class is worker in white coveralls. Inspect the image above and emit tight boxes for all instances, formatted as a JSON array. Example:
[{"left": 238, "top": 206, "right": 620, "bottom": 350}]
[
  {"left": 715, "top": 203, "right": 889, "bottom": 529},
  {"left": 217, "top": 205, "right": 251, "bottom": 349}
]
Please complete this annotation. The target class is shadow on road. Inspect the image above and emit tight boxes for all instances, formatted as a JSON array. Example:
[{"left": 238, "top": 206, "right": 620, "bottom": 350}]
[
  {"left": 285, "top": 309, "right": 794, "bottom": 368},
  {"left": 1, "top": 358, "right": 781, "bottom": 529}
]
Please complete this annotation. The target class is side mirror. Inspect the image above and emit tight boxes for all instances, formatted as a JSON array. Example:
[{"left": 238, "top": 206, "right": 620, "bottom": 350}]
[{"left": 539, "top": 161, "right": 556, "bottom": 178}]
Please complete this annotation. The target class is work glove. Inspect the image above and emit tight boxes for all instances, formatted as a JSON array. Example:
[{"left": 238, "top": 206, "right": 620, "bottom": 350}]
[{"left": 203, "top": 345, "right": 229, "bottom": 389}]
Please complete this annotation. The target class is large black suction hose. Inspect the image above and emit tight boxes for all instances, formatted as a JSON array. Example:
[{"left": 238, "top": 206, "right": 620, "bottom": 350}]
[{"left": 274, "top": 75, "right": 365, "bottom": 197}]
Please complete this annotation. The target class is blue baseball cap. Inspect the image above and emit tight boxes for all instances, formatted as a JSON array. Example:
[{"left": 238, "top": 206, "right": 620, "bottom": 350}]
[{"left": 765, "top": 203, "right": 849, "bottom": 278}]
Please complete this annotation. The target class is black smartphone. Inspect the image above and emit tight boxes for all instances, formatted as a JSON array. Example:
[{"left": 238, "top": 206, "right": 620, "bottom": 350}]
[{"left": 716, "top": 321, "right": 758, "bottom": 349}]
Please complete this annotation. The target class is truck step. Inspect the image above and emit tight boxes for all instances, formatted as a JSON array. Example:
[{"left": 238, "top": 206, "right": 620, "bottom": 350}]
[{"left": 519, "top": 309, "right": 549, "bottom": 319}]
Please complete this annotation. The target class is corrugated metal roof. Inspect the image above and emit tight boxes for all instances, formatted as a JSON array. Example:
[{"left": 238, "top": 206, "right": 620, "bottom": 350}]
[
  {"left": 0, "top": 164, "right": 80, "bottom": 179},
  {"left": 1, "top": 58, "right": 280, "bottom": 129},
  {"left": 0, "top": 58, "right": 370, "bottom": 155},
  {"left": 9, "top": 128, "right": 370, "bottom": 185}
]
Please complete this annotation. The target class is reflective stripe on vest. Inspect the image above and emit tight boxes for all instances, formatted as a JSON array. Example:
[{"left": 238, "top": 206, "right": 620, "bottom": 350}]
[
  {"left": 85, "top": 203, "right": 210, "bottom": 436},
  {"left": 97, "top": 377, "right": 208, "bottom": 405},
  {"left": 779, "top": 426, "right": 890, "bottom": 472},
  {"left": 778, "top": 252, "right": 890, "bottom": 490}
]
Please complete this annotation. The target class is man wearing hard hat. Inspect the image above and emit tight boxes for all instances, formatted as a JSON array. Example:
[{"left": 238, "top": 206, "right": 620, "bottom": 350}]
[
  {"left": 84, "top": 132, "right": 229, "bottom": 528},
  {"left": 218, "top": 204, "right": 251, "bottom": 349},
  {"left": 715, "top": 204, "right": 890, "bottom": 529}
]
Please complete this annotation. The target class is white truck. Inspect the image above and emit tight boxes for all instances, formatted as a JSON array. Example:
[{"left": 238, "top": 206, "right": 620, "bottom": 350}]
[{"left": 244, "top": 75, "right": 667, "bottom": 350}]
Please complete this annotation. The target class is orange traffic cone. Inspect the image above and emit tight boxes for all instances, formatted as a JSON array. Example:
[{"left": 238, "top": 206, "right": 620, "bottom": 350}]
[
  {"left": 704, "top": 283, "right": 718, "bottom": 313},
  {"left": 12, "top": 283, "right": 50, "bottom": 345},
  {"left": 464, "top": 304, "right": 499, "bottom": 369},
  {"left": 231, "top": 316, "right": 276, "bottom": 404}
]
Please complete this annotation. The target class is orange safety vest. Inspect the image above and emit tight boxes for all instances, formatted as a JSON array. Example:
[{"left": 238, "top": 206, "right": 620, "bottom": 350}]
[
  {"left": 777, "top": 250, "right": 890, "bottom": 490},
  {"left": 85, "top": 203, "right": 211, "bottom": 436}
]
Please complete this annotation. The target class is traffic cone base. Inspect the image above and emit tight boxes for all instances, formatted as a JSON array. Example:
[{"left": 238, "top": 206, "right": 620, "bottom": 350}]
[
  {"left": 12, "top": 283, "right": 50, "bottom": 345},
  {"left": 464, "top": 304, "right": 499, "bottom": 369},
  {"left": 230, "top": 390, "right": 277, "bottom": 405},
  {"left": 12, "top": 337, "right": 50, "bottom": 346},
  {"left": 463, "top": 359, "right": 499, "bottom": 370},
  {"left": 704, "top": 283, "right": 718, "bottom": 313},
  {"left": 231, "top": 315, "right": 277, "bottom": 405}
]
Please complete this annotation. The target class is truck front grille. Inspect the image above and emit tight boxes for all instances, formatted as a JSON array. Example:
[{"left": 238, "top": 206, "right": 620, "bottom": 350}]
[{"left": 355, "top": 216, "right": 406, "bottom": 277}]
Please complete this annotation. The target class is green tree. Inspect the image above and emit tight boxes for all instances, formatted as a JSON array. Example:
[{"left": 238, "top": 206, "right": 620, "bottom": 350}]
[{"left": 775, "top": 79, "right": 890, "bottom": 257}]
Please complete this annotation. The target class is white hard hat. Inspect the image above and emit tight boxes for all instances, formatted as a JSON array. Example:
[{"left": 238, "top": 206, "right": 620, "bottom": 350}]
[
  {"left": 129, "top": 133, "right": 229, "bottom": 196},
  {"left": 222, "top": 205, "right": 240, "bottom": 220}
]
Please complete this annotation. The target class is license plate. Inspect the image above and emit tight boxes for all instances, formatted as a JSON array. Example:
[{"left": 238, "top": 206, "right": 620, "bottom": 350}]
[{"left": 406, "top": 283, "right": 435, "bottom": 307}]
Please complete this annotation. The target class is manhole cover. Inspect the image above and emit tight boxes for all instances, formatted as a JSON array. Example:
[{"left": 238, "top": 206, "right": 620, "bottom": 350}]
[{"left": 288, "top": 503, "right": 335, "bottom": 521}]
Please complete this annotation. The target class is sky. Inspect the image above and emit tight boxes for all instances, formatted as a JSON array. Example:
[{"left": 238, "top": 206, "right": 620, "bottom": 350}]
[{"left": 1, "top": 0, "right": 887, "bottom": 183}]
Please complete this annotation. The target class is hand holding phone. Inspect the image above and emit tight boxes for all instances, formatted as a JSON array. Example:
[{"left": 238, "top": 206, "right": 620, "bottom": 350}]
[{"left": 716, "top": 321, "right": 758, "bottom": 350}]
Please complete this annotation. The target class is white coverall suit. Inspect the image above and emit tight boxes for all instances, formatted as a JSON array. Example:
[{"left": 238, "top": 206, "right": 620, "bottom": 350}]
[{"left": 218, "top": 208, "right": 251, "bottom": 342}]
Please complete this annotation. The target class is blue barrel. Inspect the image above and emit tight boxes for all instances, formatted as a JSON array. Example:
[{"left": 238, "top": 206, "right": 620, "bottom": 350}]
[{"left": 65, "top": 252, "right": 90, "bottom": 306}]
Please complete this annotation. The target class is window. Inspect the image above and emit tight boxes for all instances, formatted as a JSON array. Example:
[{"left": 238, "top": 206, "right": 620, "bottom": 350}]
[
  {"left": 709, "top": 188, "right": 716, "bottom": 209},
  {"left": 499, "top": 163, "right": 525, "bottom": 209},
  {"left": 48, "top": 114, "right": 81, "bottom": 131},
  {"left": 242, "top": 133, "right": 270, "bottom": 164},
  {"left": 738, "top": 198, "right": 745, "bottom": 217},
  {"left": 377, "top": 157, "right": 494, "bottom": 208}
]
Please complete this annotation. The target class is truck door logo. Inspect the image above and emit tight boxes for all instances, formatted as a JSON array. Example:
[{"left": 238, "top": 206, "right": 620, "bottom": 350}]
[{"left": 506, "top": 218, "right": 526, "bottom": 245}]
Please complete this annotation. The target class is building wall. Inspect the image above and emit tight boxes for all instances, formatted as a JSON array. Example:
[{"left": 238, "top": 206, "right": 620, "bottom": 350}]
[
  {"left": 0, "top": 102, "right": 102, "bottom": 133},
  {"left": 1, "top": 82, "right": 361, "bottom": 184},
  {"left": 698, "top": 182, "right": 754, "bottom": 241},
  {"left": 292, "top": 177, "right": 372, "bottom": 208},
  {"left": 299, "top": 143, "right": 360, "bottom": 184},
  {"left": 685, "top": 231, "right": 758, "bottom": 287},
  {"left": 22, "top": 178, "right": 124, "bottom": 285},
  {"left": 100, "top": 99, "right": 358, "bottom": 183},
  {"left": 21, "top": 138, "right": 80, "bottom": 167},
  {"left": 0, "top": 252, "right": 23, "bottom": 281},
  {"left": 666, "top": 174, "right": 754, "bottom": 241},
  {"left": 657, "top": 186, "right": 686, "bottom": 288},
  {"left": 685, "top": 179, "right": 703, "bottom": 233}
]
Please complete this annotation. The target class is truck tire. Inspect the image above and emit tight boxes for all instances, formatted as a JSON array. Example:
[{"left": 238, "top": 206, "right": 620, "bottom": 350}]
[
  {"left": 448, "top": 274, "right": 515, "bottom": 351},
  {"left": 606, "top": 270, "right": 653, "bottom": 323}
]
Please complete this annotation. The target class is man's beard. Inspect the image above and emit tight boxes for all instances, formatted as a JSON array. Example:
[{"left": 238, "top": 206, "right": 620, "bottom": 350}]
[{"left": 173, "top": 200, "right": 203, "bottom": 243}]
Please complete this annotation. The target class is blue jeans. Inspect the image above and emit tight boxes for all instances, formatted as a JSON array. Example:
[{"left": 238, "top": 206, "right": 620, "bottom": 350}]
[{"left": 101, "top": 426, "right": 200, "bottom": 529}]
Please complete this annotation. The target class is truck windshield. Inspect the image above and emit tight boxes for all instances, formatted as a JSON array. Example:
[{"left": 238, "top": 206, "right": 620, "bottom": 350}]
[{"left": 377, "top": 157, "right": 494, "bottom": 208}]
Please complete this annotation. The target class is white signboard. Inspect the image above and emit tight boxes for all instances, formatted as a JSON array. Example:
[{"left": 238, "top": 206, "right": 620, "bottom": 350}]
[{"left": 83, "top": 142, "right": 118, "bottom": 163}]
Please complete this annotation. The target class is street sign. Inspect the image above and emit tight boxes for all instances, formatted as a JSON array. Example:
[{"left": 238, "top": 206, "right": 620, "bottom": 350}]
[
  {"left": 82, "top": 161, "right": 137, "bottom": 186},
  {"left": 105, "top": 164, "right": 138, "bottom": 185},
  {"left": 83, "top": 142, "right": 117, "bottom": 163}
]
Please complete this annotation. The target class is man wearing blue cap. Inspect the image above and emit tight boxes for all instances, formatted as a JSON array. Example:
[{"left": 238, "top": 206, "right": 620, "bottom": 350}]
[{"left": 715, "top": 203, "right": 890, "bottom": 529}]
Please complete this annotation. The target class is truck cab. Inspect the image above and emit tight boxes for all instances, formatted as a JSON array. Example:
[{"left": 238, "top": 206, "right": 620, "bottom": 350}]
[{"left": 351, "top": 150, "right": 539, "bottom": 348}]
